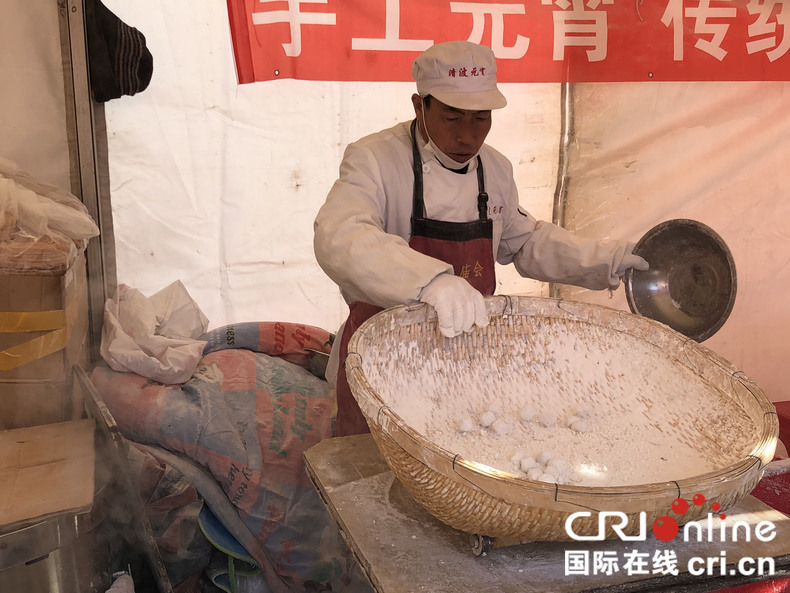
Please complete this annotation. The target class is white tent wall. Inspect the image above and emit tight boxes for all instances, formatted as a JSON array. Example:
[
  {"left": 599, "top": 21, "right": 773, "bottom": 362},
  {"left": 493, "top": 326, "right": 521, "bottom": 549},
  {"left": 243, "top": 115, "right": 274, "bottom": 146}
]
[
  {"left": 102, "top": 0, "right": 558, "bottom": 334},
  {"left": 102, "top": 2, "right": 786, "bottom": 406},
  {"left": 556, "top": 82, "right": 789, "bottom": 405}
]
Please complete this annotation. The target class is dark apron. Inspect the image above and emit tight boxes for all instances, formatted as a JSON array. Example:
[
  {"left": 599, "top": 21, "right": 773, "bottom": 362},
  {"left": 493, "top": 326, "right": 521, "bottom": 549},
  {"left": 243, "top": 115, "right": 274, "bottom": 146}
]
[{"left": 335, "top": 119, "right": 496, "bottom": 436}]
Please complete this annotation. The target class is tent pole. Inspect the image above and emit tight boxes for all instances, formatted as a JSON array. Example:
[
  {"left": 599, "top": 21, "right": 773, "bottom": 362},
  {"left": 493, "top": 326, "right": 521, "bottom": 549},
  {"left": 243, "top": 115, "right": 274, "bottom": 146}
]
[
  {"left": 59, "top": 0, "right": 118, "bottom": 365},
  {"left": 550, "top": 81, "right": 574, "bottom": 299}
]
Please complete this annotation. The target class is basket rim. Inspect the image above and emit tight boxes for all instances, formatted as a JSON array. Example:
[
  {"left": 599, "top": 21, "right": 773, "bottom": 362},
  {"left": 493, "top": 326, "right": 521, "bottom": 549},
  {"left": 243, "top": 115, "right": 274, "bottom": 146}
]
[{"left": 346, "top": 295, "right": 778, "bottom": 512}]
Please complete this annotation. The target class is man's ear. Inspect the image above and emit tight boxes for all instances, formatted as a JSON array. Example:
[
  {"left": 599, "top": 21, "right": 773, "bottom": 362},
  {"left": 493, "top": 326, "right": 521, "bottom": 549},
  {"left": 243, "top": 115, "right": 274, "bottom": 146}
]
[
  {"left": 411, "top": 94, "right": 429, "bottom": 143},
  {"left": 411, "top": 94, "right": 423, "bottom": 119}
]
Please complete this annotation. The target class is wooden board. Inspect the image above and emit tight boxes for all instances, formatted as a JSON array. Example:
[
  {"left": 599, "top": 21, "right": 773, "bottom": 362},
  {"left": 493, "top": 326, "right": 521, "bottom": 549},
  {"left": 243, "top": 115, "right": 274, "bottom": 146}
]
[
  {"left": 0, "top": 418, "right": 94, "bottom": 528},
  {"left": 304, "top": 434, "right": 790, "bottom": 593}
]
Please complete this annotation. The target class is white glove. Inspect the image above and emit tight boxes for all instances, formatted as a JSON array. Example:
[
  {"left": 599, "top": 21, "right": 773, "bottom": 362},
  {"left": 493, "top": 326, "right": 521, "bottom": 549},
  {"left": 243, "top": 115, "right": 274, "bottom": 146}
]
[
  {"left": 611, "top": 242, "right": 649, "bottom": 287},
  {"left": 418, "top": 273, "right": 489, "bottom": 338}
]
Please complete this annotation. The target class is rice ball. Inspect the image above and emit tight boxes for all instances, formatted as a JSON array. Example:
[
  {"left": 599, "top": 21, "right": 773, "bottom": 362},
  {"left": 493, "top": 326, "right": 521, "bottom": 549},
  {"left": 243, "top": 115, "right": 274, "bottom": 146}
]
[
  {"left": 487, "top": 403, "right": 503, "bottom": 416},
  {"left": 519, "top": 406, "right": 536, "bottom": 423},
  {"left": 519, "top": 456, "right": 539, "bottom": 472},
  {"left": 526, "top": 467, "right": 543, "bottom": 481},
  {"left": 491, "top": 418, "right": 511, "bottom": 436},
  {"left": 457, "top": 418, "right": 476, "bottom": 433},
  {"left": 479, "top": 410, "right": 497, "bottom": 428},
  {"left": 546, "top": 459, "right": 567, "bottom": 478},
  {"left": 510, "top": 451, "right": 526, "bottom": 466},
  {"left": 570, "top": 420, "right": 588, "bottom": 434}
]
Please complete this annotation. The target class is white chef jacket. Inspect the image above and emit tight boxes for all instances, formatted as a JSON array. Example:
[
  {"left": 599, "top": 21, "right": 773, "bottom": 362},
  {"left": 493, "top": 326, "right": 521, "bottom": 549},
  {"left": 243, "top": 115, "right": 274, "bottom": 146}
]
[{"left": 314, "top": 120, "right": 631, "bottom": 311}]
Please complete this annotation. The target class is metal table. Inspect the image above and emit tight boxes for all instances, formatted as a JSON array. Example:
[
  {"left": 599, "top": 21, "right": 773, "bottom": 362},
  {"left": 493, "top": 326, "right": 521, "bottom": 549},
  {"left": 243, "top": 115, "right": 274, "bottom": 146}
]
[{"left": 304, "top": 434, "right": 790, "bottom": 593}]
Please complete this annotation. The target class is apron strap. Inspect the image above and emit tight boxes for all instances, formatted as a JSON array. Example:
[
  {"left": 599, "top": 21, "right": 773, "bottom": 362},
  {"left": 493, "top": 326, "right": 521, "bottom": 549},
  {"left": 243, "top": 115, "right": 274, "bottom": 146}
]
[
  {"left": 410, "top": 119, "right": 425, "bottom": 222},
  {"left": 475, "top": 158, "right": 488, "bottom": 221}
]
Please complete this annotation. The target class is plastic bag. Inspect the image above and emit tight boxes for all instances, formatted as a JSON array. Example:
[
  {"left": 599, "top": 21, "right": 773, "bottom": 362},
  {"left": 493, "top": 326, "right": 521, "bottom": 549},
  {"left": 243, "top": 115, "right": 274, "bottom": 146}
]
[
  {"left": 0, "top": 159, "right": 100, "bottom": 274},
  {"left": 0, "top": 158, "right": 100, "bottom": 242},
  {"left": 100, "top": 281, "right": 209, "bottom": 384}
]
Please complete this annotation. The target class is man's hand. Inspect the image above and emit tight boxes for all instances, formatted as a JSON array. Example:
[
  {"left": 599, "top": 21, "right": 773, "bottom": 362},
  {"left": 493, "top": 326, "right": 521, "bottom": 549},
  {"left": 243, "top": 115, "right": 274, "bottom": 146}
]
[
  {"left": 611, "top": 242, "right": 649, "bottom": 286},
  {"left": 419, "top": 273, "right": 489, "bottom": 338}
]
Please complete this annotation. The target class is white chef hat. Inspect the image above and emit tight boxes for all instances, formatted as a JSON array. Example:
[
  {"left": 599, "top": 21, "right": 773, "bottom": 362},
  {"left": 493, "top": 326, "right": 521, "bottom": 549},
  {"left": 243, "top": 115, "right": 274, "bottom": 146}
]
[{"left": 412, "top": 41, "right": 507, "bottom": 110}]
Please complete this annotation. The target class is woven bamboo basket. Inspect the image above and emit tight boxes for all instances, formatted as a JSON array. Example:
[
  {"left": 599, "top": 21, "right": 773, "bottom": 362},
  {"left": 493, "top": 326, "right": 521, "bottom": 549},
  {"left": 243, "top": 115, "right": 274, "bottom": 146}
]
[{"left": 346, "top": 295, "right": 777, "bottom": 544}]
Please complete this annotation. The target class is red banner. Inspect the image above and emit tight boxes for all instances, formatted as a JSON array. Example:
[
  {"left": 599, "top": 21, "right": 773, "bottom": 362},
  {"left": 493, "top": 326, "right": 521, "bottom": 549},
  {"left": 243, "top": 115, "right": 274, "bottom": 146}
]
[{"left": 226, "top": 0, "right": 790, "bottom": 84}]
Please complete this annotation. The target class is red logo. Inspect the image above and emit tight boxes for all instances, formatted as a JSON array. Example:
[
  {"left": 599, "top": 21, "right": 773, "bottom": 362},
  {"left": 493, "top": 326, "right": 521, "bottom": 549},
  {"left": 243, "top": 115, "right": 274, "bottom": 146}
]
[{"left": 652, "top": 493, "right": 726, "bottom": 542}]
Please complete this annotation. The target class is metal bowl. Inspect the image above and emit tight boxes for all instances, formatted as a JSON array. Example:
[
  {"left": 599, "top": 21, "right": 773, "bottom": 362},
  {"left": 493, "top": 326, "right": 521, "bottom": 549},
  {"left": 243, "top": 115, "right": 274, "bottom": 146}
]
[{"left": 625, "top": 219, "right": 737, "bottom": 342}]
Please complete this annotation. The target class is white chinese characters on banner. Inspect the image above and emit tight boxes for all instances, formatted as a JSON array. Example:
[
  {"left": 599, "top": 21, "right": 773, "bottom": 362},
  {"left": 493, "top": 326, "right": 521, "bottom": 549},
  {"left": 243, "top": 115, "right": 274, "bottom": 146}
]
[
  {"left": 662, "top": 0, "right": 737, "bottom": 61},
  {"left": 352, "top": 0, "right": 432, "bottom": 51},
  {"left": 549, "top": 0, "right": 612, "bottom": 62},
  {"left": 746, "top": 0, "right": 790, "bottom": 61},
  {"left": 230, "top": 0, "right": 790, "bottom": 83},
  {"left": 450, "top": 2, "right": 531, "bottom": 58},
  {"left": 251, "top": 0, "right": 336, "bottom": 57}
]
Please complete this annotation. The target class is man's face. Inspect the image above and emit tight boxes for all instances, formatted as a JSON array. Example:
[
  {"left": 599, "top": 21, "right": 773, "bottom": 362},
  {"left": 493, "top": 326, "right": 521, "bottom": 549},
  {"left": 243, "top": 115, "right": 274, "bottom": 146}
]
[{"left": 412, "top": 94, "right": 492, "bottom": 164}]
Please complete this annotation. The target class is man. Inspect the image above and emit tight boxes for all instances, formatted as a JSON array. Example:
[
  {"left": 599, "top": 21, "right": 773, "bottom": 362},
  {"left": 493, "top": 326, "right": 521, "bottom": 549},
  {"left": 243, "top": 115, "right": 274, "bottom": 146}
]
[{"left": 313, "top": 40, "right": 648, "bottom": 436}]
